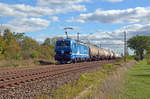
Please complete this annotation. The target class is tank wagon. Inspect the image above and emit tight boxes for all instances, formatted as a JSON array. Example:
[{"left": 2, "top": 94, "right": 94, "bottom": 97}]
[{"left": 55, "top": 39, "right": 121, "bottom": 63}]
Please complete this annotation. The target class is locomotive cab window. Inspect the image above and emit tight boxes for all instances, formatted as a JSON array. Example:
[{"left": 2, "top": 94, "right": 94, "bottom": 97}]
[{"left": 56, "top": 41, "right": 70, "bottom": 47}]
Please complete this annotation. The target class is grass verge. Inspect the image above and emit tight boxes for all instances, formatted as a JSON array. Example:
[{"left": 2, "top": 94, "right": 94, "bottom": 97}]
[{"left": 122, "top": 60, "right": 150, "bottom": 99}]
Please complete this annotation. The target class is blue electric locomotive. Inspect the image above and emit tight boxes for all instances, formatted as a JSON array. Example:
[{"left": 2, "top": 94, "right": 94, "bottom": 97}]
[{"left": 55, "top": 39, "right": 89, "bottom": 63}]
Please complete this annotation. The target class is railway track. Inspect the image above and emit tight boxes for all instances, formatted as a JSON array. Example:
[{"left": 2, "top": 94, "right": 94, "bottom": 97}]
[{"left": 0, "top": 60, "right": 113, "bottom": 89}]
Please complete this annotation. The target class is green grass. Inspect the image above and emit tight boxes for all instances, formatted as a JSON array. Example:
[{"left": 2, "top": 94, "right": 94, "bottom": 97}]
[{"left": 123, "top": 60, "right": 150, "bottom": 99}]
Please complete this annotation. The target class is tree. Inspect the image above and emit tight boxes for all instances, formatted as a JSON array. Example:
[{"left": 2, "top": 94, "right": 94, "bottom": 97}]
[
  {"left": 39, "top": 38, "right": 55, "bottom": 59},
  {"left": 2, "top": 29, "right": 21, "bottom": 59},
  {"left": 39, "top": 44, "right": 55, "bottom": 59},
  {"left": 13, "top": 32, "right": 25, "bottom": 42},
  {"left": 127, "top": 35, "right": 150, "bottom": 60},
  {"left": 21, "top": 37, "right": 40, "bottom": 59},
  {"left": 43, "top": 38, "right": 51, "bottom": 46},
  {"left": 3, "top": 29, "right": 14, "bottom": 41},
  {"left": 0, "top": 28, "right": 56, "bottom": 60}
]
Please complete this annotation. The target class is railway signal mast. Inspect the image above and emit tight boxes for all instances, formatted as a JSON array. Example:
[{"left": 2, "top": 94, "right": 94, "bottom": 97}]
[{"left": 64, "top": 27, "right": 73, "bottom": 39}]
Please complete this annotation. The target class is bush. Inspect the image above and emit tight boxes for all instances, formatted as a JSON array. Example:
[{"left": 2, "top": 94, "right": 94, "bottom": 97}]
[{"left": 31, "top": 52, "right": 39, "bottom": 59}]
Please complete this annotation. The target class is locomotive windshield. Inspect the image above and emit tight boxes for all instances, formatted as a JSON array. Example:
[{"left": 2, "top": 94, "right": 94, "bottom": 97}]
[{"left": 56, "top": 41, "right": 70, "bottom": 48}]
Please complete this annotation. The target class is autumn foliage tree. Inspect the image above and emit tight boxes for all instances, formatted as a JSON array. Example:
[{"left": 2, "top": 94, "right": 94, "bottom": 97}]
[
  {"left": 0, "top": 29, "right": 55, "bottom": 60},
  {"left": 3, "top": 29, "right": 21, "bottom": 59},
  {"left": 21, "top": 37, "right": 40, "bottom": 59},
  {"left": 39, "top": 38, "right": 55, "bottom": 60}
]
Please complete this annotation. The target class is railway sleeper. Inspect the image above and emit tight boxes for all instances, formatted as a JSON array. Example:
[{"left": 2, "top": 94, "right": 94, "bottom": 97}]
[
  {"left": 6, "top": 78, "right": 10, "bottom": 80},
  {"left": 20, "top": 81, "right": 25, "bottom": 83},
  {"left": 0, "top": 79, "right": 4, "bottom": 81},
  {"left": 14, "top": 82, "right": 19, "bottom": 85}
]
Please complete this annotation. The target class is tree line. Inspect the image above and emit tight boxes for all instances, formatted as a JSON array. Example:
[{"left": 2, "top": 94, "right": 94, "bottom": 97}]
[{"left": 0, "top": 29, "right": 56, "bottom": 60}]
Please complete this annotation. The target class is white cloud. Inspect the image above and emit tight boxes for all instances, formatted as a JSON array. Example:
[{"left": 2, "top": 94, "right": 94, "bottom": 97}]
[
  {"left": 121, "top": 24, "right": 150, "bottom": 37},
  {"left": 66, "top": 17, "right": 75, "bottom": 23},
  {"left": 37, "top": 0, "right": 88, "bottom": 14},
  {"left": 0, "top": 0, "right": 90, "bottom": 32},
  {"left": 51, "top": 5, "right": 87, "bottom": 14},
  {"left": 51, "top": 16, "right": 59, "bottom": 22},
  {"left": 5, "top": 18, "right": 50, "bottom": 32},
  {"left": 66, "top": 16, "right": 86, "bottom": 23},
  {"left": 0, "top": 3, "right": 53, "bottom": 18},
  {"left": 105, "top": 0, "right": 123, "bottom": 3},
  {"left": 0, "top": 1, "right": 87, "bottom": 18},
  {"left": 66, "top": 5, "right": 87, "bottom": 12},
  {"left": 34, "top": 33, "right": 51, "bottom": 42},
  {"left": 0, "top": 2, "right": 53, "bottom": 32},
  {"left": 37, "top": 0, "right": 90, "bottom": 7},
  {"left": 76, "top": 7, "right": 150, "bottom": 24}
]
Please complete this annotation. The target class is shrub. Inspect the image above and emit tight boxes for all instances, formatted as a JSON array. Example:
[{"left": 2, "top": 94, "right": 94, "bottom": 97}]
[{"left": 31, "top": 52, "right": 39, "bottom": 59}]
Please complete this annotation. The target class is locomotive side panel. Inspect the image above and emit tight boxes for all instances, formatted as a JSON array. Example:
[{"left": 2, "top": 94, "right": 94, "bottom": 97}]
[{"left": 71, "top": 41, "right": 90, "bottom": 62}]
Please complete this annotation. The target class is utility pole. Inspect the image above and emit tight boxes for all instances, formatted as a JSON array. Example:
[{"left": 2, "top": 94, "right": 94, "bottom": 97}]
[
  {"left": 64, "top": 27, "right": 73, "bottom": 39},
  {"left": 77, "top": 32, "right": 80, "bottom": 42},
  {"left": 124, "top": 31, "right": 127, "bottom": 62}
]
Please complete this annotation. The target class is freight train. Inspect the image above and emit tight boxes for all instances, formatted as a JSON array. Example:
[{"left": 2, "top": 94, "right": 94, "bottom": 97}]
[{"left": 55, "top": 39, "right": 121, "bottom": 63}]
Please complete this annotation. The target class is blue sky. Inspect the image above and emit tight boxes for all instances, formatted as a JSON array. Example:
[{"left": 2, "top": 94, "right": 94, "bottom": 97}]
[{"left": 0, "top": 0, "right": 150, "bottom": 54}]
